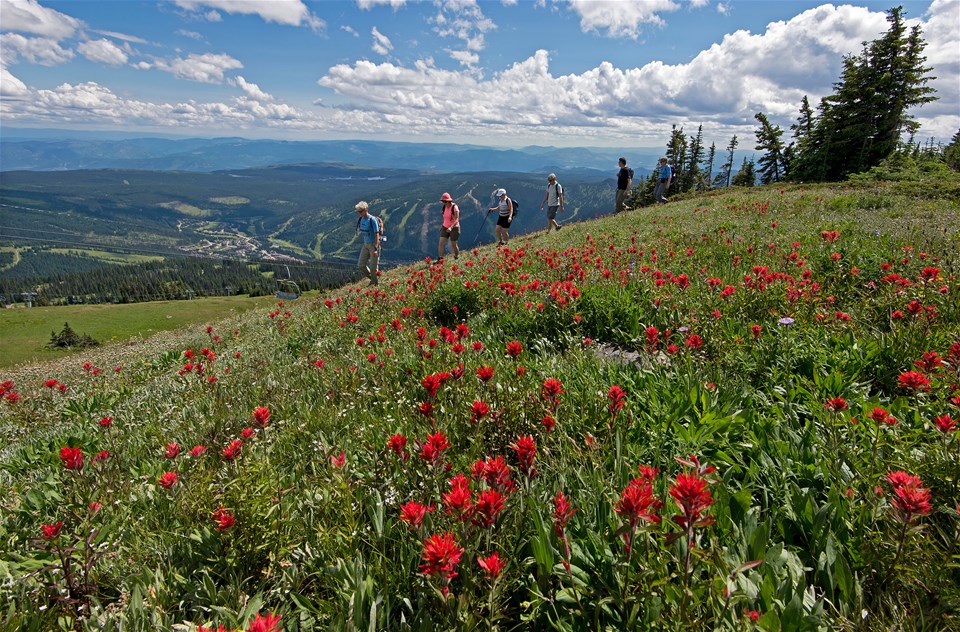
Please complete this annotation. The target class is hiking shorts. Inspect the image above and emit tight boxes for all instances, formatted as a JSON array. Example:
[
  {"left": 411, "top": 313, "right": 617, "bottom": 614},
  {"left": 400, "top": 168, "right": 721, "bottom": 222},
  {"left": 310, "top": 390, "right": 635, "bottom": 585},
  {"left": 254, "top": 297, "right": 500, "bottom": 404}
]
[
  {"left": 440, "top": 226, "right": 460, "bottom": 241},
  {"left": 547, "top": 205, "right": 559, "bottom": 220},
  {"left": 496, "top": 215, "right": 512, "bottom": 228}
]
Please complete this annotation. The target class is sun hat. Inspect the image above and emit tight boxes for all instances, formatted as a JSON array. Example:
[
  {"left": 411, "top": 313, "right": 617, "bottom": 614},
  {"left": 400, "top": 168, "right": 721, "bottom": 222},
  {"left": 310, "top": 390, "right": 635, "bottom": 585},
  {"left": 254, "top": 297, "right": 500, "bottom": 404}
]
[
  {"left": 495, "top": 188, "right": 506, "bottom": 197},
  {"left": 440, "top": 192, "right": 453, "bottom": 202}
]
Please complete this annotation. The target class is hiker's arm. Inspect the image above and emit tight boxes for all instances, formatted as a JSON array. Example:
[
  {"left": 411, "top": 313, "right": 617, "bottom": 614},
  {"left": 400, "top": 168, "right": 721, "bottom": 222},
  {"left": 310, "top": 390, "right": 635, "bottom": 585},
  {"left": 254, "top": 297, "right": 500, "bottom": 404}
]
[
  {"left": 541, "top": 191, "right": 548, "bottom": 208},
  {"left": 558, "top": 188, "right": 564, "bottom": 209}
]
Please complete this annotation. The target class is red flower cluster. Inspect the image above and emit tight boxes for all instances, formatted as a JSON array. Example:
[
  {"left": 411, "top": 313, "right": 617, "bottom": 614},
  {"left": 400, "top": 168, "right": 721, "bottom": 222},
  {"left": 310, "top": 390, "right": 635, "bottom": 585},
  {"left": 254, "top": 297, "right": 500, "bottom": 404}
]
[
  {"left": 59, "top": 446, "right": 84, "bottom": 470},
  {"left": 252, "top": 406, "right": 271, "bottom": 428},
  {"left": 211, "top": 506, "right": 235, "bottom": 531},
  {"left": 158, "top": 471, "right": 178, "bottom": 489},
  {"left": 607, "top": 384, "right": 627, "bottom": 415},
  {"left": 885, "top": 471, "right": 932, "bottom": 522},
  {"left": 419, "top": 431, "right": 450, "bottom": 465},
  {"left": 399, "top": 500, "right": 434, "bottom": 529},
  {"left": 510, "top": 435, "right": 536, "bottom": 478},
  {"left": 669, "top": 471, "right": 715, "bottom": 530},
  {"left": 419, "top": 532, "right": 464, "bottom": 584}
]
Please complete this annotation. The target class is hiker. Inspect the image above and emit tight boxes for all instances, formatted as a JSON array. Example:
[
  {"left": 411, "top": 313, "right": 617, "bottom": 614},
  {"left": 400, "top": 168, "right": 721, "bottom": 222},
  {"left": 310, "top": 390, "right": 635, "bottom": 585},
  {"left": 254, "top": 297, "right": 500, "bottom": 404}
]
[
  {"left": 540, "top": 173, "right": 564, "bottom": 232},
  {"left": 438, "top": 192, "right": 460, "bottom": 261},
  {"left": 487, "top": 188, "right": 513, "bottom": 246},
  {"left": 616, "top": 157, "right": 633, "bottom": 213},
  {"left": 654, "top": 157, "right": 673, "bottom": 205},
  {"left": 355, "top": 201, "right": 380, "bottom": 285}
]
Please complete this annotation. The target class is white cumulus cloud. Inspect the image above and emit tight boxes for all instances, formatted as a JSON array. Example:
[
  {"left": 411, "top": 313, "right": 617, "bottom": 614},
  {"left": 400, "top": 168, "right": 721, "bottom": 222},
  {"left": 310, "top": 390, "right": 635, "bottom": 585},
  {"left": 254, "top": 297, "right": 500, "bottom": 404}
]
[
  {"left": 231, "top": 75, "right": 274, "bottom": 101},
  {"left": 77, "top": 38, "right": 129, "bottom": 66},
  {"left": 566, "top": 0, "right": 678, "bottom": 39},
  {"left": 172, "top": 0, "right": 324, "bottom": 31},
  {"left": 371, "top": 26, "right": 393, "bottom": 56},
  {"left": 0, "top": 0, "right": 82, "bottom": 39},
  {"left": 150, "top": 52, "right": 244, "bottom": 84},
  {"left": 0, "top": 32, "right": 74, "bottom": 65}
]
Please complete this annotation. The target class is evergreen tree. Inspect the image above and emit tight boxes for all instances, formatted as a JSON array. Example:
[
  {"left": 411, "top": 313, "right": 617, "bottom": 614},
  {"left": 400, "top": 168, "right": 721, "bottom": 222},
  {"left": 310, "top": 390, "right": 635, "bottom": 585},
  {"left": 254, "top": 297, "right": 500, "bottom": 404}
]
[
  {"left": 731, "top": 157, "right": 756, "bottom": 187},
  {"left": 683, "top": 125, "right": 705, "bottom": 191},
  {"left": 665, "top": 125, "right": 687, "bottom": 191},
  {"left": 944, "top": 129, "right": 960, "bottom": 171},
  {"left": 702, "top": 142, "right": 717, "bottom": 189},
  {"left": 718, "top": 135, "right": 738, "bottom": 188},
  {"left": 754, "top": 112, "right": 787, "bottom": 184},
  {"left": 793, "top": 7, "right": 937, "bottom": 181}
]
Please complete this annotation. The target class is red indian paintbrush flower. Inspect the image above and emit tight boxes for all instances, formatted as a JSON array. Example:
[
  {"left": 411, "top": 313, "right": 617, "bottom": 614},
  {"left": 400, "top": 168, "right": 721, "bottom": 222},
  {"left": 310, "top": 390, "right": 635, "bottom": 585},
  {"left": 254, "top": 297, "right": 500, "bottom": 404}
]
[
  {"left": 478, "top": 552, "right": 505, "bottom": 579},
  {"left": 41, "top": 521, "right": 63, "bottom": 540},
  {"left": 419, "top": 431, "right": 450, "bottom": 465},
  {"left": 475, "top": 365, "right": 495, "bottom": 383},
  {"left": 386, "top": 433, "right": 408, "bottom": 459},
  {"left": 164, "top": 442, "right": 181, "bottom": 458},
  {"left": 607, "top": 385, "right": 627, "bottom": 415},
  {"left": 552, "top": 490, "right": 577, "bottom": 534},
  {"left": 246, "top": 612, "right": 282, "bottom": 632},
  {"left": 399, "top": 500, "right": 434, "bottom": 529},
  {"left": 419, "top": 532, "right": 464, "bottom": 582},
  {"left": 59, "top": 446, "right": 84, "bottom": 470},
  {"left": 669, "top": 471, "right": 715, "bottom": 529},
  {"left": 158, "top": 472, "right": 178, "bottom": 489},
  {"left": 442, "top": 474, "right": 473, "bottom": 520},
  {"left": 511, "top": 435, "right": 537, "bottom": 477},
  {"left": 824, "top": 397, "right": 848, "bottom": 412},
  {"left": 421, "top": 374, "right": 443, "bottom": 398},
  {"left": 885, "top": 471, "right": 932, "bottom": 522},
  {"left": 211, "top": 506, "right": 235, "bottom": 531},
  {"left": 252, "top": 406, "right": 270, "bottom": 428},
  {"left": 471, "top": 400, "right": 490, "bottom": 422},
  {"left": 505, "top": 341, "right": 523, "bottom": 358},
  {"left": 330, "top": 451, "right": 346, "bottom": 468},
  {"left": 615, "top": 478, "right": 662, "bottom": 526},
  {"left": 934, "top": 414, "right": 956, "bottom": 433},
  {"left": 898, "top": 370, "right": 932, "bottom": 391},
  {"left": 472, "top": 489, "right": 506, "bottom": 527},
  {"left": 222, "top": 439, "right": 242, "bottom": 461}
]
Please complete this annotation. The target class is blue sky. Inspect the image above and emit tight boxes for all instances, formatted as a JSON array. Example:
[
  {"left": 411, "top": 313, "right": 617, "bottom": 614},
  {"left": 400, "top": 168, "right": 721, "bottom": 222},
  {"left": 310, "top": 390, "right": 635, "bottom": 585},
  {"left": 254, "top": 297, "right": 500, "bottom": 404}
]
[{"left": 1, "top": 0, "right": 957, "bottom": 148}]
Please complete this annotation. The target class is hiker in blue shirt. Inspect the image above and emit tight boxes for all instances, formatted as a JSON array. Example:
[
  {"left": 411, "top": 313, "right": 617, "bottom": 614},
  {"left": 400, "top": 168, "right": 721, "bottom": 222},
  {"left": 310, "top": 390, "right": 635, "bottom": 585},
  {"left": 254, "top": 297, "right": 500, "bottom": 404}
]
[
  {"left": 355, "top": 201, "right": 380, "bottom": 285},
  {"left": 654, "top": 157, "right": 673, "bottom": 205}
]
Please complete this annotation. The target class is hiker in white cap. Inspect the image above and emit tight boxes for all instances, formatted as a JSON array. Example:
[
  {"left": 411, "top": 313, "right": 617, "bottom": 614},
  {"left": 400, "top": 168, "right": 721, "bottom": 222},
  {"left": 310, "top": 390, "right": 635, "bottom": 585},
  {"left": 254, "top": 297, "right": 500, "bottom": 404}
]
[{"left": 487, "top": 188, "right": 513, "bottom": 246}]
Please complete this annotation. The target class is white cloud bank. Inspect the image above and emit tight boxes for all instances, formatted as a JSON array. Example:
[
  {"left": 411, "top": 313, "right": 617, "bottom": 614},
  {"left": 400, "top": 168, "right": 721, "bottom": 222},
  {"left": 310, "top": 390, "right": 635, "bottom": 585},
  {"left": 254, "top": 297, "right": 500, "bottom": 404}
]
[{"left": 0, "top": 1, "right": 956, "bottom": 145}]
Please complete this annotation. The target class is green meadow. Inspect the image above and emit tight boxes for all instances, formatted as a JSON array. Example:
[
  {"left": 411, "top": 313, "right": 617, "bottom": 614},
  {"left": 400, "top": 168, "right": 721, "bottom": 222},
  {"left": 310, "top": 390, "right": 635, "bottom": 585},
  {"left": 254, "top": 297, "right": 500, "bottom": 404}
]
[
  {"left": 1, "top": 174, "right": 959, "bottom": 631},
  {"left": 0, "top": 295, "right": 279, "bottom": 368}
]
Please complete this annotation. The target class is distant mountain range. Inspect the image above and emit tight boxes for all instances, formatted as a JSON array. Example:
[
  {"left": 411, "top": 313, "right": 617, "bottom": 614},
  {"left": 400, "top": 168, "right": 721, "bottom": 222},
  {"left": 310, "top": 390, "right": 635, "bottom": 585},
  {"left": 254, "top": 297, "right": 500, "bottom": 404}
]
[{"left": 1, "top": 131, "right": 660, "bottom": 176}]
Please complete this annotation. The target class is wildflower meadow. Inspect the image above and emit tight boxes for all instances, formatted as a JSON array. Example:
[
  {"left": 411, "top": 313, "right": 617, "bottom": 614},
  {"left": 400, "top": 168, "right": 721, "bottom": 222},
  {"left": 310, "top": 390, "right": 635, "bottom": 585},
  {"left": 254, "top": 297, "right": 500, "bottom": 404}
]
[{"left": 2, "top": 176, "right": 959, "bottom": 631}]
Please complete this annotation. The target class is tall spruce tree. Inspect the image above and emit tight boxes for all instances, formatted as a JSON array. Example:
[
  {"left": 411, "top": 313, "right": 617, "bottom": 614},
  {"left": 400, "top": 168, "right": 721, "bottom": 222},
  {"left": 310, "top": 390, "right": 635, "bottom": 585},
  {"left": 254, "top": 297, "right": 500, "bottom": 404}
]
[
  {"left": 944, "top": 129, "right": 960, "bottom": 171},
  {"left": 666, "top": 125, "right": 687, "bottom": 190},
  {"left": 731, "top": 157, "right": 757, "bottom": 187},
  {"left": 703, "top": 142, "right": 717, "bottom": 187},
  {"left": 718, "top": 135, "right": 738, "bottom": 188},
  {"left": 684, "top": 125, "right": 706, "bottom": 191},
  {"left": 792, "top": 7, "right": 936, "bottom": 181},
  {"left": 754, "top": 112, "right": 787, "bottom": 184}
]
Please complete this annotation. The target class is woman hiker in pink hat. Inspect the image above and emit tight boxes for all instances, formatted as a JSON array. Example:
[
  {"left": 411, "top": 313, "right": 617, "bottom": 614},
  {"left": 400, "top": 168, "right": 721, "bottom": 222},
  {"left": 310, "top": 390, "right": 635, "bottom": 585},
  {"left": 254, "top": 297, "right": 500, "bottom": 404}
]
[{"left": 438, "top": 192, "right": 461, "bottom": 261}]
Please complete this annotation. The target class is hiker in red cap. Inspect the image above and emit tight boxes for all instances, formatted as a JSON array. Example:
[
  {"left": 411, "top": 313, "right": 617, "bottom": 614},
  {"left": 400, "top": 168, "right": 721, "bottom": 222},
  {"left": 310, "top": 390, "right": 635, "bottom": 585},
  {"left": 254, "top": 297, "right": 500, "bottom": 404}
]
[{"left": 438, "top": 192, "right": 461, "bottom": 261}]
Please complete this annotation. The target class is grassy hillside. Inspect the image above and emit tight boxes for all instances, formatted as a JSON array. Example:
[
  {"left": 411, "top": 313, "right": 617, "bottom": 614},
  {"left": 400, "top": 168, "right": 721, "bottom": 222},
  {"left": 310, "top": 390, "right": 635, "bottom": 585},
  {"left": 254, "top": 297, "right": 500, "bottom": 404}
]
[
  {"left": 1, "top": 177, "right": 959, "bottom": 631},
  {"left": 0, "top": 295, "right": 280, "bottom": 368}
]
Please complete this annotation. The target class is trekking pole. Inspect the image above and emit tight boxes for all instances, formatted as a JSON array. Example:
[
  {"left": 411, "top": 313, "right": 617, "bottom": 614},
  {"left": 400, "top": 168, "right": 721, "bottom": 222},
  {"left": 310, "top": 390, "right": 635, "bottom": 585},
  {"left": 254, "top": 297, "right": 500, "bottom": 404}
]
[
  {"left": 471, "top": 210, "right": 491, "bottom": 246},
  {"left": 471, "top": 191, "right": 497, "bottom": 246}
]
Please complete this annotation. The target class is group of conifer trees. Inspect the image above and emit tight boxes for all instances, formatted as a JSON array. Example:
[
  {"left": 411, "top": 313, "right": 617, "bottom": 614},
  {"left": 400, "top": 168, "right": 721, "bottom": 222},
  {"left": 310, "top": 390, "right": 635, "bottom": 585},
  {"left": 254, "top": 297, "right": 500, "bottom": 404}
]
[{"left": 628, "top": 6, "right": 956, "bottom": 207}]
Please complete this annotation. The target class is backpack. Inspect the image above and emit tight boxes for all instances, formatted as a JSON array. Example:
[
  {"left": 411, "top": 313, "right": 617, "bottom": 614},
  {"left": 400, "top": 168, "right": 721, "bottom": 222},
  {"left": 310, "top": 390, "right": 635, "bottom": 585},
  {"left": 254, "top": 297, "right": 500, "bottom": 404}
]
[
  {"left": 357, "top": 214, "right": 386, "bottom": 243},
  {"left": 508, "top": 198, "right": 519, "bottom": 216}
]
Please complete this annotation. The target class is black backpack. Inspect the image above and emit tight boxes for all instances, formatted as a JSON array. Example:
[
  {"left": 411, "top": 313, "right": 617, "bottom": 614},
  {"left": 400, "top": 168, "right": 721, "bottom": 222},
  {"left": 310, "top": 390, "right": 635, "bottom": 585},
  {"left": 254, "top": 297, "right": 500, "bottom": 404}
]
[{"left": 508, "top": 198, "right": 519, "bottom": 215}]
